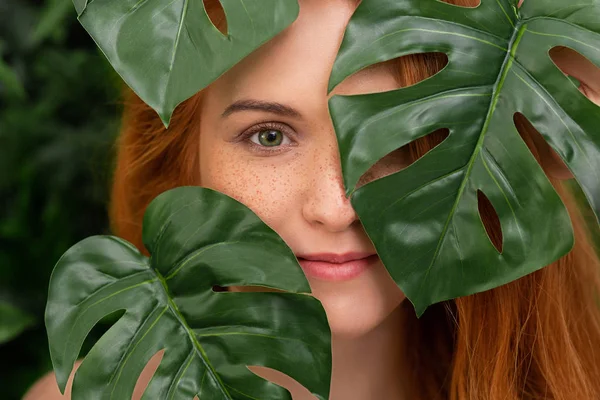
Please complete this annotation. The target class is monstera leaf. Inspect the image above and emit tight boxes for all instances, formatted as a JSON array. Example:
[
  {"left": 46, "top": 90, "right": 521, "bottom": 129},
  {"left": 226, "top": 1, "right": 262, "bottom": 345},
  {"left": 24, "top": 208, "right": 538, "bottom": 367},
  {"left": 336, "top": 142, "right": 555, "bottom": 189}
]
[
  {"left": 73, "top": 0, "right": 299, "bottom": 126},
  {"left": 327, "top": 0, "right": 600, "bottom": 316},
  {"left": 46, "top": 187, "right": 331, "bottom": 399}
]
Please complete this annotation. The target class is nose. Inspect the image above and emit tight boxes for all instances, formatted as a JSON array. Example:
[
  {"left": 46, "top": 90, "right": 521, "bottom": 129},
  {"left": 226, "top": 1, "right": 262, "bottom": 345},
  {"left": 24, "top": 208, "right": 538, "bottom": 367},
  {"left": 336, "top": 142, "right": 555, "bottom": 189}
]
[{"left": 302, "top": 143, "right": 359, "bottom": 232}]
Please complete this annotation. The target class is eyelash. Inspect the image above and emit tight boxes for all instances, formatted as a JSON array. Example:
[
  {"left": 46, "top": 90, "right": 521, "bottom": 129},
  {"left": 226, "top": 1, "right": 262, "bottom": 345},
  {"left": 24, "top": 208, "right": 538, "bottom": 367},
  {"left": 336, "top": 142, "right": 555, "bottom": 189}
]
[{"left": 238, "top": 122, "right": 297, "bottom": 154}]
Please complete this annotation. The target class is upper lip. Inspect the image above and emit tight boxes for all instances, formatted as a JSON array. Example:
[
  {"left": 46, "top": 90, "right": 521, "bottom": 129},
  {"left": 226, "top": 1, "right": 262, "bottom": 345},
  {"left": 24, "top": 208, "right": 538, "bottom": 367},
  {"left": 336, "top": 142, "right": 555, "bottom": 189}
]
[{"left": 296, "top": 252, "right": 376, "bottom": 264}]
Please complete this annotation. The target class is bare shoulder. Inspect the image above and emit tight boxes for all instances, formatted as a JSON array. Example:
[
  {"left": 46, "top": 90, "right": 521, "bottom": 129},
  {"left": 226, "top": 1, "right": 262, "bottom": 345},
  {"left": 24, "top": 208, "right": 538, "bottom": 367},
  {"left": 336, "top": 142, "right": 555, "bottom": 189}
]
[{"left": 24, "top": 352, "right": 163, "bottom": 400}]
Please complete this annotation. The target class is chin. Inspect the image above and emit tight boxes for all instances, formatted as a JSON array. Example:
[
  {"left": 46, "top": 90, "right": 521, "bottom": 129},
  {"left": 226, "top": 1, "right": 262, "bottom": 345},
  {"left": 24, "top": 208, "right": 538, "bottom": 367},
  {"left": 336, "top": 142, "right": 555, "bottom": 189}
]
[{"left": 307, "top": 263, "right": 406, "bottom": 339}]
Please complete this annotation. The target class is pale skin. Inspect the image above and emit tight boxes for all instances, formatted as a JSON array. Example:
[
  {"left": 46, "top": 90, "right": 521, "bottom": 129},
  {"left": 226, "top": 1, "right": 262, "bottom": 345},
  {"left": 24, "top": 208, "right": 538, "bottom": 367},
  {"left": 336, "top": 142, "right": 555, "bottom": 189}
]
[{"left": 25, "top": 0, "right": 600, "bottom": 399}]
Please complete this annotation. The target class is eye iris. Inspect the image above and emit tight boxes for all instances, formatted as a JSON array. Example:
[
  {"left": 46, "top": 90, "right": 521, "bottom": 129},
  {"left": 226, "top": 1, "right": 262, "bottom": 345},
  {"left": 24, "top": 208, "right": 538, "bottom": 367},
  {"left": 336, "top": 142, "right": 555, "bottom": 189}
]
[{"left": 258, "top": 130, "right": 283, "bottom": 146}]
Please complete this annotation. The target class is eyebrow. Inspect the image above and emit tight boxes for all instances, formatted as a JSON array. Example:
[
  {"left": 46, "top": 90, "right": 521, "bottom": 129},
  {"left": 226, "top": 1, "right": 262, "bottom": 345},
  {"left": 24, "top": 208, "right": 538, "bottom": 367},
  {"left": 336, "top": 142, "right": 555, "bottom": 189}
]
[{"left": 221, "top": 99, "right": 303, "bottom": 119}]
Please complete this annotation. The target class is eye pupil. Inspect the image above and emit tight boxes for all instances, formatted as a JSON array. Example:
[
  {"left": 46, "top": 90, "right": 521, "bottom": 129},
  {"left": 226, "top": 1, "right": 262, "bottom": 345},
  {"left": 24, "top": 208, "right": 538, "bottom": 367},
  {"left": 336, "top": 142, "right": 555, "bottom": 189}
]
[{"left": 258, "top": 130, "right": 283, "bottom": 146}]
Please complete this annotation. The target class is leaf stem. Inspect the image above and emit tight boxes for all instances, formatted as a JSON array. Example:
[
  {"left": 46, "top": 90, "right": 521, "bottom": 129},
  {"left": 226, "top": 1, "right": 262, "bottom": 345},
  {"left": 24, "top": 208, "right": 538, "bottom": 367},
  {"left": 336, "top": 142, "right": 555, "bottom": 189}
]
[{"left": 155, "top": 270, "right": 233, "bottom": 399}]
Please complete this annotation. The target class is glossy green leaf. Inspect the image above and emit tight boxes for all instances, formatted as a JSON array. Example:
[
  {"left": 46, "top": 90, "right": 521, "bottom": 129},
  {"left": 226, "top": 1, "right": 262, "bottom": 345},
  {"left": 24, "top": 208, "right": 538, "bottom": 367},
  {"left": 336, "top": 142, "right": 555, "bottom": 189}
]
[
  {"left": 565, "top": 179, "right": 600, "bottom": 258},
  {"left": 46, "top": 187, "right": 331, "bottom": 400},
  {"left": 73, "top": 0, "right": 299, "bottom": 126},
  {"left": 328, "top": 0, "right": 600, "bottom": 316},
  {"left": 0, "top": 301, "right": 35, "bottom": 344}
]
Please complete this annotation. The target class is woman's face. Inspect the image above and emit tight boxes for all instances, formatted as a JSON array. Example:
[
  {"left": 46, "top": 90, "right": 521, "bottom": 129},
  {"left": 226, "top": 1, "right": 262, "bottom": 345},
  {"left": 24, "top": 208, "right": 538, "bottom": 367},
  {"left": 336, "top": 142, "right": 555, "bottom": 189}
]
[{"left": 198, "top": 0, "right": 407, "bottom": 337}]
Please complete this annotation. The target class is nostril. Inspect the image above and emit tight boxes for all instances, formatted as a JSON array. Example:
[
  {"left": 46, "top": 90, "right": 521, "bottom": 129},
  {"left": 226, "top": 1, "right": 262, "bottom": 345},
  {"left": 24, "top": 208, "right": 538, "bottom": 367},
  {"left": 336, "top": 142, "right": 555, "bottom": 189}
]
[{"left": 302, "top": 190, "right": 358, "bottom": 232}]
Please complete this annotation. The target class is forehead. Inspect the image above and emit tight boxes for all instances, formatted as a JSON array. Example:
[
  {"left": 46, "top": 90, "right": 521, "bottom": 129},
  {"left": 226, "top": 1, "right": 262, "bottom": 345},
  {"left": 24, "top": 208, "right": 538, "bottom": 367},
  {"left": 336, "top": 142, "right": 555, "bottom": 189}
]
[{"left": 206, "top": 0, "right": 398, "bottom": 105}]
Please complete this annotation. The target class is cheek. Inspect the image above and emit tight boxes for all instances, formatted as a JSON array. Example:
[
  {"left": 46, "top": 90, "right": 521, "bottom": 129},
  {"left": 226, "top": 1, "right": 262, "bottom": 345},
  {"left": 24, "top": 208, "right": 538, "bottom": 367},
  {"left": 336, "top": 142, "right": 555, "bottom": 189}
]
[{"left": 198, "top": 141, "right": 305, "bottom": 232}]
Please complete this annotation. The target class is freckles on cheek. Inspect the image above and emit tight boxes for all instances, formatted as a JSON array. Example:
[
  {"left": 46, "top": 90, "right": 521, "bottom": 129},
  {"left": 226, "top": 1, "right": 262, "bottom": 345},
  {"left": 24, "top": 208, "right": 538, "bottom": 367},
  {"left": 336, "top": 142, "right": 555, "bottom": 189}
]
[{"left": 202, "top": 150, "right": 299, "bottom": 228}]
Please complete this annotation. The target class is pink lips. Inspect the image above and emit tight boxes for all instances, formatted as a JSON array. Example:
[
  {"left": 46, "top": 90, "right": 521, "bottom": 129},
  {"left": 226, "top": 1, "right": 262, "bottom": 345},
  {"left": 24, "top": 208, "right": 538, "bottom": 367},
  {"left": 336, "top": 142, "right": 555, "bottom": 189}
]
[{"left": 297, "top": 252, "right": 379, "bottom": 282}]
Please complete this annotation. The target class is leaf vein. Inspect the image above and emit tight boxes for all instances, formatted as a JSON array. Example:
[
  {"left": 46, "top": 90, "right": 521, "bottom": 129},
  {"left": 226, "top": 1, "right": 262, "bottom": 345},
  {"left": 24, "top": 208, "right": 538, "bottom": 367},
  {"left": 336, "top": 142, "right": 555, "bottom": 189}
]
[
  {"left": 510, "top": 62, "right": 599, "bottom": 184},
  {"left": 110, "top": 306, "right": 168, "bottom": 399}
]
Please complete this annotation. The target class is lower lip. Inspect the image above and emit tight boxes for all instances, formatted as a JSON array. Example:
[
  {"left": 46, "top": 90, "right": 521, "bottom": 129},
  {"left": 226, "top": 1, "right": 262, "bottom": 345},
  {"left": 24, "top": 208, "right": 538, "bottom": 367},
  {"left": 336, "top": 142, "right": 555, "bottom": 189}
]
[{"left": 298, "top": 255, "right": 379, "bottom": 282}]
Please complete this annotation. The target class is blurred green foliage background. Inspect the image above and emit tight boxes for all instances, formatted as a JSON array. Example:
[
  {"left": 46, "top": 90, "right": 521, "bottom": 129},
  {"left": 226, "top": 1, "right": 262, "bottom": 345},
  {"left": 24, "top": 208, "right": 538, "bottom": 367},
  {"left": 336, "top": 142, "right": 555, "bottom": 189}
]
[{"left": 0, "top": 0, "right": 121, "bottom": 397}]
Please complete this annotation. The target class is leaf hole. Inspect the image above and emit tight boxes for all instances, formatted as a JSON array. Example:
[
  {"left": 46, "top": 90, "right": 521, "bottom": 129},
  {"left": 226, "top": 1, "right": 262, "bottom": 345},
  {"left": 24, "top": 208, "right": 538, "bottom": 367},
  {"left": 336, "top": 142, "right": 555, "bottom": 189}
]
[
  {"left": 332, "top": 53, "right": 449, "bottom": 96},
  {"left": 356, "top": 128, "right": 450, "bottom": 189},
  {"left": 133, "top": 350, "right": 164, "bottom": 398},
  {"left": 214, "top": 285, "right": 285, "bottom": 293},
  {"left": 79, "top": 309, "right": 126, "bottom": 359},
  {"left": 203, "top": 0, "right": 228, "bottom": 36},
  {"left": 549, "top": 46, "right": 600, "bottom": 107},
  {"left": 514, "top": 112, "right": 573, "bottom": 180},
  {"left": 477, "top": 190, "right": 503, "bottom": 253},
  {"left": 437, "top": 0, "right": 481, "bottom": 8},
  {"left": 392, "top": 52, "right": 449, "bottom": 89},
  {"left": 212, "top": 284, "right": 228, "bottom": 292},
  {"left": 248, "top": 365, "right": 315, "bottom": 398}
]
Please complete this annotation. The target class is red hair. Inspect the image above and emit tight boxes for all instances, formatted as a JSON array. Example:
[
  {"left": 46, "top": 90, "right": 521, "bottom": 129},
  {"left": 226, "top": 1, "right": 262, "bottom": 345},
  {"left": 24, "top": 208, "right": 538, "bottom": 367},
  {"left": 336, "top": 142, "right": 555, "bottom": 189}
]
[{"left": 110, "top": 1, "right": 600, "bottom": 398}]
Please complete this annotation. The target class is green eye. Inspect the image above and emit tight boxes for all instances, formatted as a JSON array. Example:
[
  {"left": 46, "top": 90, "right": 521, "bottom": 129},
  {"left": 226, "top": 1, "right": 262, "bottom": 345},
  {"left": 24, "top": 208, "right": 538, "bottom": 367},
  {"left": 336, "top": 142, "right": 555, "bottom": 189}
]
[{"left": 257, "top": 129, "right": 284, "bottom": 147}]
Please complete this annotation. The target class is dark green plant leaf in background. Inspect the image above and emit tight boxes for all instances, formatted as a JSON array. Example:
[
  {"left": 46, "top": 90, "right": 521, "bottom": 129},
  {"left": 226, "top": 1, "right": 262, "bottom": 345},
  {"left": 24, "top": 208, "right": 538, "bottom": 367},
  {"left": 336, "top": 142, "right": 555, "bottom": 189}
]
[
  {"left": 46, "top": 187, "right": 331, "bottom": 400},
  {"left": 0, "top": 57, "right": 26, "bottom": 100},
  {"left": 30, "top": 0, "right": 74, "bottom": 47},
  {"left": 73, "top": 0, "right": 300, "bottom": 126},
  {"left": 328, "top": 0, "right": 600, "bottom": 316},
  {"left": 0, "top": 301, "right": 35, "bottom": 344},
  {"left": 1, "top": 0, "right": 121, "bottom": 396}
]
